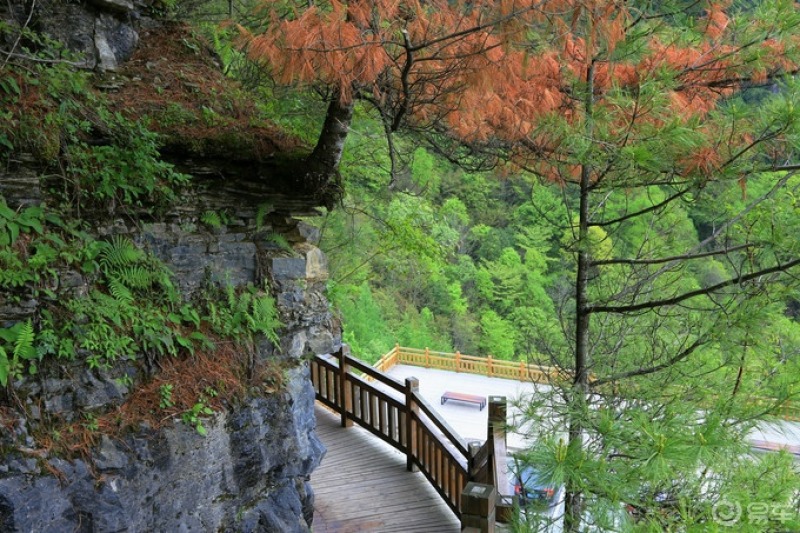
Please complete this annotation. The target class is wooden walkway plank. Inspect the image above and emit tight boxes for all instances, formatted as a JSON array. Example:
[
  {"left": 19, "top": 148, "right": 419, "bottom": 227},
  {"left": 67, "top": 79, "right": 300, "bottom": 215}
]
[{"left": 312, "top": 404, "right": 461, "bottom": 533}]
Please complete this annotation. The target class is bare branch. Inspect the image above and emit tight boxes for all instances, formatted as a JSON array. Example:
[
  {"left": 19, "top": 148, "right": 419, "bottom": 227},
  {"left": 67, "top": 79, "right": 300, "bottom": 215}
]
[
  {"left": 607, "top": 171, "right": 797, "bottom": 301},
  {"left": 391, "top": 29, "right": 414, "bottom": 133},
  {"left": 2, "top": 0, "right": 35, "bottom": 70},
  {"left": 590, "top": 337, "right": 707, "bottom": 388},
  {"left": 589, "top": 187, "right": 691, "bottom": 228},
  {"left": 592, "top": 243, "right": 754, "bottom": 267},
  {"left": 589, "top": 258, "right": 800, "bottom": 315}
]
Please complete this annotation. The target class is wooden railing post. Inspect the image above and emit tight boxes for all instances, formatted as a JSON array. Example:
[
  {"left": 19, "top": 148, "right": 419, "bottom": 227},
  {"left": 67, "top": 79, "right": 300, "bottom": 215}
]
[
  {"left": 455, "top": 351, "right": 461, "bottom": 372},
  {"left": 467, "top": 441, "right": 482, "bottom": 480},
  {"left": 488, "top": 396, "right": 507, "bottom": 439},
  {"left": 487, "top": 396, "right": 506, "bottom": 482},
  {"left": 405, "top": 376, "right": 420, "bottom": 472},
  {"left": 338, "top": 345, "right": 353, "bottom": 428},
  {"left": 425, "top": 347, "right": 430, "bottom": 368},
  {"left": 460, "top": 482, "right": 496, "bottom": 532},
  {"left": 487, "top": 355, "right": 493, "bottom": 377}
]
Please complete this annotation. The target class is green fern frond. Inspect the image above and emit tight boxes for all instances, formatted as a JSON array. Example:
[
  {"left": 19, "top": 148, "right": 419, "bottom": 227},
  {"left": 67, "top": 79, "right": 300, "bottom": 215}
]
[
  {"left": 118, "top": 265, "right": 154, "bottom": 289},
  {"left": 98, "top": 236, "right": 142, "bottom": 270},
  {"left": 256, "top": 203, "right": 274, "bottom": 229},
  {"left": 251, "top": 293, "right": 281, "bottom": 345},
  {"left": 200, "top": 211, "right": 223, "bottom": 229},
  {"left": 108, "top": 277, "right": 134, "bottom": 302},
  {"left": 13, "top": 320, "right": 36, "bottom": 361},
  {"left": 226, "top": 284, "right": 237, "bottom": 309},
  {"left": 264, "top": 233, "right": 292, "bottom": 252}
]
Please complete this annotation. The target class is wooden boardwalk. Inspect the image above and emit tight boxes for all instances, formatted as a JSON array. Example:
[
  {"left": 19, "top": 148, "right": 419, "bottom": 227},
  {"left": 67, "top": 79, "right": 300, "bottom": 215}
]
[{"left": 312, "top": 404, "right": 461, "bottom": 533}]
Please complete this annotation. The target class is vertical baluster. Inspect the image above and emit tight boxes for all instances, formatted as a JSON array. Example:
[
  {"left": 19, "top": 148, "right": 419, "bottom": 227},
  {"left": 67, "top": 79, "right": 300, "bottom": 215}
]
[
  {"left": 372, "top": 394, "right": 379, "bottom": 431},
  {"left": 405, "top": 377, "right": 419, "bottom": 472},
  {"left": 389, "top": 405, "right": 396, "bottom": 443},
  {"left": 337, "top": 347, "right": 353, "bottom": 427},
  {"left": 399, "top": 410, "right": 407, "bottom": 450}
]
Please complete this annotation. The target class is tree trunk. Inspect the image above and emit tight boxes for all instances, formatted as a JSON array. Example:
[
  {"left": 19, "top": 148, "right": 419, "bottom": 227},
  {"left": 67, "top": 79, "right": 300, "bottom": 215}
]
[
  {"left": 565, "top": 55, "right": 595, "bottom": 533},
  {"left": 299, "top": 93, "right": 355, "bottom": 208},
  {"left": 308, "top": 94, "right": 355, "bottom": 179}
]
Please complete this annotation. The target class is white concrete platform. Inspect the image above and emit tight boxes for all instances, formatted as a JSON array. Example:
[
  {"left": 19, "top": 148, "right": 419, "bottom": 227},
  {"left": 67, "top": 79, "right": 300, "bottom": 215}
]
[{"left": 383, "top": 364, "right": 800, "bottom": 454}]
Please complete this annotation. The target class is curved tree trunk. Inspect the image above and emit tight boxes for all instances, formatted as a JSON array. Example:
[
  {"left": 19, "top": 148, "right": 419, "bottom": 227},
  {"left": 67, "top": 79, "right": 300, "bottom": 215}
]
[
  {"left": 302, "top": 95, "right": 355, "bottom": 208},
  {"left": 308, "top": 96, "right": 355, "bottom": 175}
]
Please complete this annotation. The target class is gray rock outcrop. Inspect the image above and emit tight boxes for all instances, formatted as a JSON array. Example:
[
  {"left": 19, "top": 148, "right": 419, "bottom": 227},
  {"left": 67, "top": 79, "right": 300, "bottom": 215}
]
[{"left": 0, "top": 2, "right": 339, "bottom": 526}]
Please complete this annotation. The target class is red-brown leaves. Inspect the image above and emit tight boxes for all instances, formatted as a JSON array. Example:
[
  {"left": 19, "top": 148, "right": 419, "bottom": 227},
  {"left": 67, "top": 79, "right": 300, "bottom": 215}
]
[
  {"left": 243, "top": 0, "right": 800, "bottom": 184},
  {"left": 704, "top": 2, "right": 731, "bottom": 39},
  {"left": 680, "top": 146, "right": 723, "bottom": 178}
]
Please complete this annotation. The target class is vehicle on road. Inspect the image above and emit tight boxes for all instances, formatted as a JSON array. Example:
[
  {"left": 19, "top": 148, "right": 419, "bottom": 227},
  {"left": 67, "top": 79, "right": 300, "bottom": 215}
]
[{"left": 508, "top": 458, "right": 559, "bottom": 509}]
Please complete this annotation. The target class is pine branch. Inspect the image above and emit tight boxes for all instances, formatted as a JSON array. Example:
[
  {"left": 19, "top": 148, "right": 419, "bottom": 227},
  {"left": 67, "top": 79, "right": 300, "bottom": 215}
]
[
  {"left": 590, "top": 336, "right": 707, "bottom": 388},
  {"left": 589, "top": 187, "right": 691, "bottom": 228},
  {"left": 592, "top": 243, "right": 754, "bottom": 267},
  {"left": 406, "top": 6, "right": 535, "bottom": 53},
  {"left": 606, "top": 171, "right": 797, "bottom": 301},
  {"left": 588, "top": 258, "right": 800, "bottom": 315},
  {"left": 765, "top": 163, "right": 800, "bottom": 172},
  {"left": 677, "top": 67, "right": 800, "bottom": 92}
]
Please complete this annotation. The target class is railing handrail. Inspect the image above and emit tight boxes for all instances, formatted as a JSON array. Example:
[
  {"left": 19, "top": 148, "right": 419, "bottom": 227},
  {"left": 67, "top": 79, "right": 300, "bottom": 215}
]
[
  {"left": 379, "top": 345, "right": 800, "bottom": 422},
  {"left": 345, "top": 352, "right": 406, "bottom": 393},
  {"left": 310, "top": 346, "right": 481, "bottom": 518},
  {"left": 412, "top": 390, "right": 470, "bottom": 458},
  {"left": 377, "top": 344, "right": 561, "bottom": 384}
]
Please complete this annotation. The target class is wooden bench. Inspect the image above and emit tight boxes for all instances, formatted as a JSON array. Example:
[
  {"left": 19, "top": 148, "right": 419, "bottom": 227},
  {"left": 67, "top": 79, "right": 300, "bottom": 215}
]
[{"left": 441, "top": 391, "right": 486, "bottom": 410}]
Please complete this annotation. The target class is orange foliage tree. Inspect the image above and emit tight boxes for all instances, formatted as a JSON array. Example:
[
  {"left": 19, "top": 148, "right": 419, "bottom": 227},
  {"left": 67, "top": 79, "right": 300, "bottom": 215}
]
[
  {"left": 242, "top": 1, "right": 800, "bottom": 530},
  {"left": 241, "top": 0, "right": 799, "bottom": 181}
]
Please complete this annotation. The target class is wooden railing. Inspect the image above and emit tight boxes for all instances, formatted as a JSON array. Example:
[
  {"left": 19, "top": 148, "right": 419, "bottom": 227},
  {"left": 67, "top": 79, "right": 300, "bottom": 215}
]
[
  {"left": 375, "top": 345, "right": 800, "bottom": 422},
  {"left": 375, "top": 344, "right": 561, "bottom": 384},
  {"left": 310, "top": 346, "right": 512, "bottom": 522}
]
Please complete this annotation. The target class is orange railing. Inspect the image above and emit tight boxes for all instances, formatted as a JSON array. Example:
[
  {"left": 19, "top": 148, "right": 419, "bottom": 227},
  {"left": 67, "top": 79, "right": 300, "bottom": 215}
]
[
  {"left": 375, "top": 344, "right": 561, "bottom": 384},
  {"left": 374, "top": 345, "right": 800, "bottom": 422}
]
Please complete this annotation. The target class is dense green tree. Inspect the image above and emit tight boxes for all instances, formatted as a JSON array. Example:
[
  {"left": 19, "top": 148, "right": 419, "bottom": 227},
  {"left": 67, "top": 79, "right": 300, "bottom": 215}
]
[{"left": 479, "top": 310, "right": 516, "bottom": 359}]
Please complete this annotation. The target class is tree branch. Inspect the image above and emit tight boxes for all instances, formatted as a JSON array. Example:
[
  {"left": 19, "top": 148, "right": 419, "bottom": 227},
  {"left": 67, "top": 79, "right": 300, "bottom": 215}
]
[
  {"left": 589, "top": 187, "right": 691, "bottom": 228},
  {"left": 391, "top": 29, "right": 414, "bottom": 133},
  {"left": 592, "top": 243, "right": 754, "bottom": 266},
  {"left": 590, "top": 337, "right": 707, "bottom": 387},
  {"left": 2, "top": 0, "right": 35, "bottom": 70},
  {"left": 606, "top": 171, "right": 797, "bottom": 301},
  {"left": 588, "top": 258, "right": 800, "bottom": 314},
  {"left": 406, "top": 7, "right": 535, "bottom": 53}
]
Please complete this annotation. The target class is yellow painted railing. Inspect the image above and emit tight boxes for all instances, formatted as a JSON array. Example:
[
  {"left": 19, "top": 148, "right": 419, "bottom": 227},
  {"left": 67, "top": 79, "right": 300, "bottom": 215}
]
[
  {"left": 375, "top": 345, "right": 800, "bottom": 422},
  {"left": 375, "top": 344, "right": 562, "bottom": 384}
]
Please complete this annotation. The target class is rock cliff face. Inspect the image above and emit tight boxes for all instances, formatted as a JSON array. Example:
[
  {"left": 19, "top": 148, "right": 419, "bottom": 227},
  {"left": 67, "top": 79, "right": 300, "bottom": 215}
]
[
  {"left": 0, "top": 2, "right": 336, "bottom": 532},
  {"left": 0, "top": 177, "right": 336, "bottom": 532},
  {"left": 1, "top": 367, "right": 324, "bottom": 532}
]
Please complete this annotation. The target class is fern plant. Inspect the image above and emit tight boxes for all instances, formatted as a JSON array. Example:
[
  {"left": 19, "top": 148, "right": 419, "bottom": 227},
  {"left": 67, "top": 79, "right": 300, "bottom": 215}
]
[
  {"left": 97, "top": 235, "right": 143, "bottom": 271},
  {"left": 200, "top": 210, "right": 225, "bottom": 229},
  {"left": 95, "top": 236, "right": 176, "bottom": 303},
  {"left": 263, "top": 232, "right": 293, "bottom": 253},
  {"left": 248, "top": 293, "right": 281, "bottom": 346},
  {"left": 202, "top": 283, "right": 282, "bottom": 346},
  {"left": 0, "top": 320, "right": 37, "bottom": 386},
  {"left": 255, "top": 203, "right": 274, "bottom": 229}
]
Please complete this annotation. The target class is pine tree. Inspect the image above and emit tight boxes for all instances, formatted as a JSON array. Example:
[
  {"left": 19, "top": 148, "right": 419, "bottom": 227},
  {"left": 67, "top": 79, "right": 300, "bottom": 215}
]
[{"left": 243, "top": 1, "right": 800, "bottom": 530}]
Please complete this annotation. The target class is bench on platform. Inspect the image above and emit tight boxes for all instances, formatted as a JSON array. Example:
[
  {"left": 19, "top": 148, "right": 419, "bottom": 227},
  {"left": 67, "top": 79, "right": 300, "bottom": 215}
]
[{"left": 440, "top": 391, "right": 486, "bottom": 410}]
